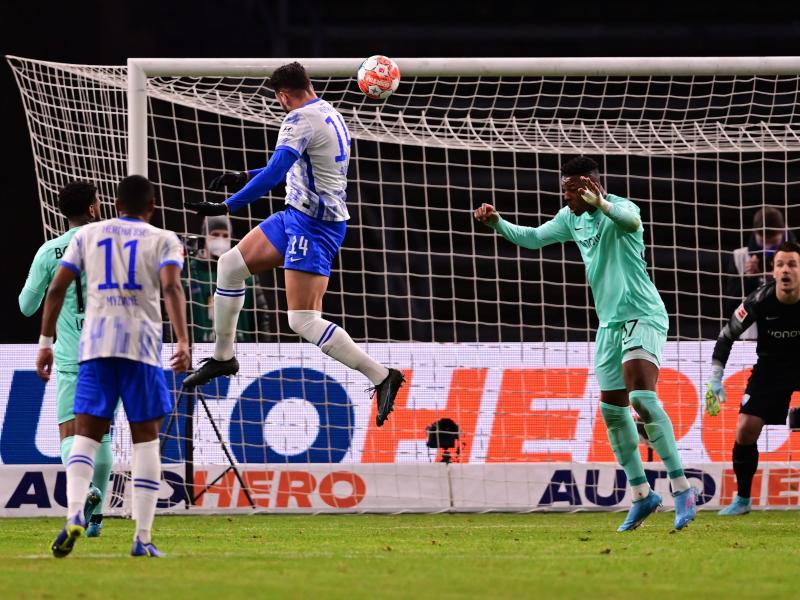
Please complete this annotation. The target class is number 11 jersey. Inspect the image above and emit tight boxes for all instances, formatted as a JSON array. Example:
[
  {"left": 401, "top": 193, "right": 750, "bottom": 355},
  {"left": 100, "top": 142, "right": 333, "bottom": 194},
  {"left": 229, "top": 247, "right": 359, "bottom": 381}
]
[{"left": 60, "top": 217, "right": 184, "bottom": 367}]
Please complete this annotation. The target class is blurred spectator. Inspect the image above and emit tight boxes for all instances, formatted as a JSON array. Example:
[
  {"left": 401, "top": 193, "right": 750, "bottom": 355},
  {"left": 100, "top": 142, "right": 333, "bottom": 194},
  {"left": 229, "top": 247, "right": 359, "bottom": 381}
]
[
  {"left": 724, "top": 207, "right": 796, "bottom": 339},
  {"left": 185, "top": 216, "right": 271, "bottom": 342}
]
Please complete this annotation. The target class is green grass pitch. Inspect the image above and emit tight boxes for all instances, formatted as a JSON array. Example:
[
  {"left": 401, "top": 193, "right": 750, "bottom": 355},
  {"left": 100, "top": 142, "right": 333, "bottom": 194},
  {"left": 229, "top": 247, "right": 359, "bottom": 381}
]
[{"left": 0, "top": 512, "right": 797, "bottom": 599}]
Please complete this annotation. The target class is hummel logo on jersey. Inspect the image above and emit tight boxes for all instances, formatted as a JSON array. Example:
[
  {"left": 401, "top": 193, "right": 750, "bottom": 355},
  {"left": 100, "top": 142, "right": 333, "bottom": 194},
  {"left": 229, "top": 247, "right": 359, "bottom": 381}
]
[{"left": 734, "top": 304, "right": 748, "bottom": 322}]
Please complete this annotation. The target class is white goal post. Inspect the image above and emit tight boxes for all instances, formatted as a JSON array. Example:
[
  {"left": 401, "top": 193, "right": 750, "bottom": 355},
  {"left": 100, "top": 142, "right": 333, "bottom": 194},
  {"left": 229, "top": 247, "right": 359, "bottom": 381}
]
[{"left": 5, "top": 54, "right": 800, "bottom": 515}]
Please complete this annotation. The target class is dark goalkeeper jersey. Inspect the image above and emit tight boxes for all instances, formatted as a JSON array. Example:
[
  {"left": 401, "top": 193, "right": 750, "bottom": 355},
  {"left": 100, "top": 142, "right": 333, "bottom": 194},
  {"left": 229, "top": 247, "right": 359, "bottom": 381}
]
[{"left": 712, "top": 280, "right": 800, "bottom": 368}]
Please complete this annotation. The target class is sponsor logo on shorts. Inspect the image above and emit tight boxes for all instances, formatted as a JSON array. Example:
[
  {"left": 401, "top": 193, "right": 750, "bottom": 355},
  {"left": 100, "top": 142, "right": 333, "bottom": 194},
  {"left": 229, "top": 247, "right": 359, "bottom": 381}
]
[{"left": 741, "top": 393, "right": 750, "bottom": 406}]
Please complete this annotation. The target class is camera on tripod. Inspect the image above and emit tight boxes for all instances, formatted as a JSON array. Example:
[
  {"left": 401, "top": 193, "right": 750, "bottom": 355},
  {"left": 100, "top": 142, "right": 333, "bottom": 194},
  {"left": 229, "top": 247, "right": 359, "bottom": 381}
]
[{"left": 426, "top": 418, "right": 461, "bottom": 464}]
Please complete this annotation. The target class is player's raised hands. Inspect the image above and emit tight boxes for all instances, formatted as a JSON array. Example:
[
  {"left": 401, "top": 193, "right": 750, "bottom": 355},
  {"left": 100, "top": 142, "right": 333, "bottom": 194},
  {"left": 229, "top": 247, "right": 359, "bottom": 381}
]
[
  {"left": 170, "top": 340, "right": 191, "bottom": 373},
  {"left": 208, "top": 171, "right": 248, "bottom": 192},
  {"left": 184, "top": 197, "right": 229, "bottom": 216},
  {"left": 474, "top": 203, "right": 499, "bottom": 226},
  {"left": 578, "top": 177, "right": 606, "bottom": 208},
  {"left": 36, "top": 347, "right": 53, "bottom": 381},
  {"left": 705, "top": 365, "right": 727, "bottom": 416}
]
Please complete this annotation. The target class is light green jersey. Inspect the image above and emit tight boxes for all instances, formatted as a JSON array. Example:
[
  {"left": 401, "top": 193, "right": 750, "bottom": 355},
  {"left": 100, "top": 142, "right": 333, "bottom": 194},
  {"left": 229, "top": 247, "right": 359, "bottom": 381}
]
[
  {"left": 490, "top": 194, "right": 668, "bottom": 329},
  {"left": 19, "top": 227, "right": 85, "bottom": 371}
]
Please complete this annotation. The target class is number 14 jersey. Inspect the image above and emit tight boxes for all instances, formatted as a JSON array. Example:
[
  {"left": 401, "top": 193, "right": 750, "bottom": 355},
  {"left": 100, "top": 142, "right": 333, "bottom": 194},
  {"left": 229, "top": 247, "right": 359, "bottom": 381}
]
[{"left": 60, "top": 217, "right": 184, "bottom": 367}]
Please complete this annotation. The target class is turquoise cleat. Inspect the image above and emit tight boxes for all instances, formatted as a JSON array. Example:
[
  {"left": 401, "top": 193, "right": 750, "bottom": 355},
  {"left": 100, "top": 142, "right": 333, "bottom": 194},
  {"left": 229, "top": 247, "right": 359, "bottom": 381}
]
[
  {"left": 617, "top": 490, "right": 662, "bottom": 532},
  {"left": 86, "top": 515, "right": 103, "bottom": 538},
  {"left": 673, "top": 487, "right": 699, "bottom": 530},
  {"left": 718, "top": 494, "right": 752, "bottom": 516},
  {"left": 131, "top": 537, "right": 164, "bottom": 557},
  {"left": 83, "top": 484, "right": 102, "bottom": 523},
  {"left": 51, "top": 511, "right": 86, "bottom": 558}
]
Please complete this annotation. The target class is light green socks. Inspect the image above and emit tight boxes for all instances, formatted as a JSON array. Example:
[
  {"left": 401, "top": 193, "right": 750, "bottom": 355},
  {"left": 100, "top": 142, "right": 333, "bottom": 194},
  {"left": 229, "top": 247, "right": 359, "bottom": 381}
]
[
  {"left": 60, "top": 433, "right": 114, "bottom": 514},
  {"left": 629, "top": 390, "right": 690, "bottom": 494},
  {"left": 600, "top": 402, "right": 649, "bottom": 498}
]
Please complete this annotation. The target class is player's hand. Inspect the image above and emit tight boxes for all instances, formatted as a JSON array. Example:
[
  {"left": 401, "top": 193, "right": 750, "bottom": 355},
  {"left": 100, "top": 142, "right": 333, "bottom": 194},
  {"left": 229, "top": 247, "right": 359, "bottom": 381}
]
[
  {"left": 170, "top": 341, "right": 191, "bottom": 373},
  {"left": 474, "top": 203, "right": 499, "bottom": 226},
  {"left": 578, "top": 177, "right": 607, "bottom": 209},
  {"left": 184, "top": 198, "right": 229, "bottom": 216},
  {"left": 36, "top": 347, "right": 54, "bottom": 381},
  {"left": 705, "top": 365, "right": 727, "bottom": 416},
  {"left": 208, "top": 171, "right": 248, "bottom": 192}
]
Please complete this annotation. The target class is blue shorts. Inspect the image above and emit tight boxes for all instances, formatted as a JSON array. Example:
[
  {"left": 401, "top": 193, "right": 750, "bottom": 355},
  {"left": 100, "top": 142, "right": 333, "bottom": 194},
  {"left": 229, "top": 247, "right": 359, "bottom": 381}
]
[
  {"left": 75, "top": 358, "right": 173, "bottom": 423},
  {"left": 259, "top": 206, "right": 347, "bottom": 277}
]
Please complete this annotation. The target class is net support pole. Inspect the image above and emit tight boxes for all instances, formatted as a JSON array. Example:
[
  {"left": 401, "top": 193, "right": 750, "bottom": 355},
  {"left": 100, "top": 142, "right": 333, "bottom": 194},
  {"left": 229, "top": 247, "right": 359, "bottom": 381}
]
[{"left": 127, "top": 59, "right": 148, "bottom": 177}]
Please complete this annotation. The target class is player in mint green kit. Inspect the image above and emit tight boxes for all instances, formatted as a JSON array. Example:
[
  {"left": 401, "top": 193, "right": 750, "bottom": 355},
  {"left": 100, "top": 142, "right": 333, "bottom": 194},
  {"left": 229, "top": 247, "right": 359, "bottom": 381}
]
[
  {"left": 19, "top": 181, "right": 113, "bottom": 537},
  {"left": 474, "top": 156, "right": 697, "bottom": 531}
]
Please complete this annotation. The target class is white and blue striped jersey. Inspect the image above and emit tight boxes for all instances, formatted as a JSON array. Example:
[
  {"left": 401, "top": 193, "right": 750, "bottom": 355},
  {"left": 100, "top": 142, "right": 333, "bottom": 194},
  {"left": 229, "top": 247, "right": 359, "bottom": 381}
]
[
  {"left": 60, "top": 217, "right": 184, "bottom": 368},
  {"left": 276, "top": 98, "right": 351, "bottom": 222}
]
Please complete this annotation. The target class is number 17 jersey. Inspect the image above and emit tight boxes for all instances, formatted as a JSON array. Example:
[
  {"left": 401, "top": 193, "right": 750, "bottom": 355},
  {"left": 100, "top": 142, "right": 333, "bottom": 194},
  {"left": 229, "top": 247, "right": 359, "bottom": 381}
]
[{"left": 60, "top": 217, "right": 184, "bottom": 367}]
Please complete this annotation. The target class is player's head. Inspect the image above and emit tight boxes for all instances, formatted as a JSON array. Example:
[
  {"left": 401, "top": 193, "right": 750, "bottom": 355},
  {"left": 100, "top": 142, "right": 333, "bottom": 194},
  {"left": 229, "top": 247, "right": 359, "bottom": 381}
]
[
  {"left": 752, "top": 206, "right": 785, "bottom": 251},
  {"left": 560, "top": 156, "right": 601, "bottom": 216},
  {"left": 267, "top": 62, "right": 314, "bottom": 112},
  {"left": 58, "top": 181, "right": 100, "bottom": 224},
  {"left": 773, "top": 241, "right": 800, "bottom": 296},
  {"left": 202, "top": 215, "right": 231, "bottom": 259},
  {"left": 116, "top": 175, "right": 156, "bottom": 221}
]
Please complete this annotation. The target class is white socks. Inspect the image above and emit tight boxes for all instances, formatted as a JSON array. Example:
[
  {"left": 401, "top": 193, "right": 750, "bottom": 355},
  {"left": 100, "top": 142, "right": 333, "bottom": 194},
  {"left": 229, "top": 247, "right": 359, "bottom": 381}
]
[
  {"left": 131, "top": 439, "right": 161, "bottom": 543},
  {"left": 66, "top": 435, "right": 100, "bottom": 519},
  {"left": 288, "top": 310, "right": 389, "bottom": 385},
  {"left": 212, "top": 247, "right": 251, "bottom": 361}
]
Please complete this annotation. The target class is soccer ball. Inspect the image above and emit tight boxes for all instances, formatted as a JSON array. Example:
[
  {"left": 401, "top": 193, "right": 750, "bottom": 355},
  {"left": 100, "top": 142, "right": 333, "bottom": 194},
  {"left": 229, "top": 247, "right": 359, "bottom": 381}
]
[{"left": 357, "top": 55, "right": 400, "bottom": 100}]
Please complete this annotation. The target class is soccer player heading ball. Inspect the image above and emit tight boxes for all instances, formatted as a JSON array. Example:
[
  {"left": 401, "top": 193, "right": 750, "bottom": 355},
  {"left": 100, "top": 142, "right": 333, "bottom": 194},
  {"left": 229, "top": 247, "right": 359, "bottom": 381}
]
[
  {"left": 706, "top": 241, "right": 800, "bottom": 516},
  {"left": 184, "top": 61, "right": 404, "bottom": 426},
  {"left": 475, "top": 156, "right": 697, "bottom": 531}
]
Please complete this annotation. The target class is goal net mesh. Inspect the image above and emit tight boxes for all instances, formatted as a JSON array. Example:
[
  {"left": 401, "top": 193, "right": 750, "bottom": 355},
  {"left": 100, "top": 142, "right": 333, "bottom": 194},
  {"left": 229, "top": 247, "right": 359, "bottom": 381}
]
[{"left": 8, "top": 56, "right": 800, "bottom": 511}]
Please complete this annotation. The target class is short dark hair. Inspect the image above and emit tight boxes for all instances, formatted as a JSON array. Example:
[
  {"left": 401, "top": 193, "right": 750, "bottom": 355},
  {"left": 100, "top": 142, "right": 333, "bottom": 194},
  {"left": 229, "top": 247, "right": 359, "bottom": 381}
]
[
  {"left": 267, "top": 62, "right": 311, "bottom": 93},
  {"left": 753, "top": 206, "right": 785, "bottom": 232},
  {"left": 117, "top": 175, "right": 154, "bottom": 214},
  {"left": 58, "top": 181, "right": 97, "bottom": 219},
  {"left": 776, "top": 241, "right": 800, "bottom": 256},
  {"left": 561, "top": 156, "right": 600, "bottom": 177}
]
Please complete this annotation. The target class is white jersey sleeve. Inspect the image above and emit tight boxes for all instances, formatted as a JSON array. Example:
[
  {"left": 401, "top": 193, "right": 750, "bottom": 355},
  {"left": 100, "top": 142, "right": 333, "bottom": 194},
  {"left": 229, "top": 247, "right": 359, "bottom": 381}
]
[
  {"left": 62, "top": 217, "right": 184, "bottom": 367},
  {"left": 278, "top": 98, "right": 351, "bottom": 222}
]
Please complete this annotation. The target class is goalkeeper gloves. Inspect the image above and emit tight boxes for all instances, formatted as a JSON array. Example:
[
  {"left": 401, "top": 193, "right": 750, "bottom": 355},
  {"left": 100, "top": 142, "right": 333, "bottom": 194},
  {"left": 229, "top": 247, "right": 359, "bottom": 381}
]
[
  {"left": 208, "top": 171, "right": 248, "bottom": 192},
  {"left": 184, "top": 198, "right": 229, "bottom": 216},
  {"left": 705, "top": 364, "right": 727, "bottom": 417}
]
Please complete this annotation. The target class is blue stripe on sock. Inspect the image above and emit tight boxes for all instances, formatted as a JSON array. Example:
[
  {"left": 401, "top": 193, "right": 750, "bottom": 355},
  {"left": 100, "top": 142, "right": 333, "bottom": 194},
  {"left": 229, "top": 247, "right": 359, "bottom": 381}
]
[
  {"left": 134, "top": 478, "right": 161, "bottom": 486},
  {"left": 216, "top": 286, "right": 246, "bottom": 293},
  {"left": 215, "top": 290, "right": 246, "bottom": 298},
  {"left": 317, "top": 323, "right": 337, "bottom": 347},
  {"left": 134, "top": 483, "right": 160, "bottom": 491},
  {"left": 68, "top": 457, "right": 95, "bottom": 468},
  {"left": 70, "top": 454, "right": 94, "bottom": 462}
]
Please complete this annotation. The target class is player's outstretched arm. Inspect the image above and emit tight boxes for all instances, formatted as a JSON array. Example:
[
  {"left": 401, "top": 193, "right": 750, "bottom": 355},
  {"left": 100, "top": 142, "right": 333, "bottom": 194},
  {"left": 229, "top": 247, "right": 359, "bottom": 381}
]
[
  {"left": 160, "top": 264, "right": 191, "bottom": 373},
  {"left": 35, "top": 265, "right": 75, "bottom": 380},
  {"left": 705, "top": 300, "right": 755, "bottom": 415},
  {"left": 578, "top": 177, "right": 641, "bottom": 233},
  {"left": 473, "top": 203, "right": 570, "bottom": 250},
  {"left": 187, "top": 148, "right": 299, "bottom": 217}
]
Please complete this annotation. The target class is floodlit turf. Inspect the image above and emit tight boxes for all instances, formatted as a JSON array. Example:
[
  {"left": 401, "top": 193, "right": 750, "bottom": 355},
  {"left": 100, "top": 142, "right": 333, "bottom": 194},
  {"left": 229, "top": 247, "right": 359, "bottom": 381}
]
[{"left": 0, "top": 511, "right": 797, "bottom": 599}]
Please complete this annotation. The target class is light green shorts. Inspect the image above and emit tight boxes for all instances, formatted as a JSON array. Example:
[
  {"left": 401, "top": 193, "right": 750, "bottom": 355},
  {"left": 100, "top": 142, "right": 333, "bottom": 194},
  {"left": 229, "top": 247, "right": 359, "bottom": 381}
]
[
  {"left": 594, "top": 318, "right": 667, "bottom": 391},
  {"left": 56, "top": 369, "right": 78, "bottom": 425}
]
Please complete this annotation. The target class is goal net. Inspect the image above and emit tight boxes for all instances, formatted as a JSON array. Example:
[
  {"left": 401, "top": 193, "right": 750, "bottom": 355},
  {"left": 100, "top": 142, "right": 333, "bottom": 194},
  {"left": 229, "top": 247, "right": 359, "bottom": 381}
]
[{"left": 7, "top": 55, "right": 800, "bottom": 513}]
